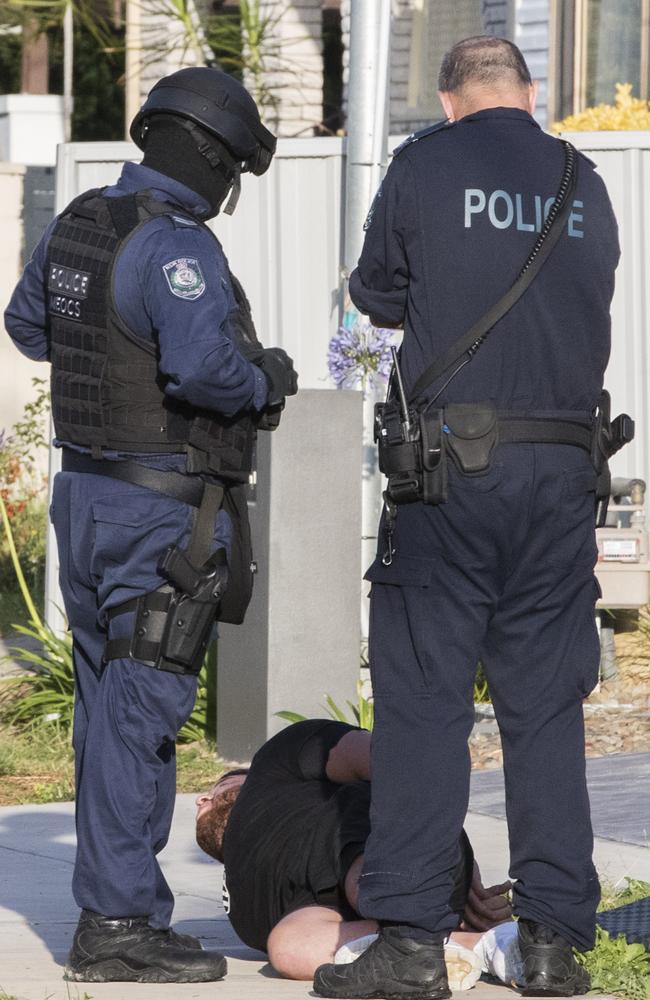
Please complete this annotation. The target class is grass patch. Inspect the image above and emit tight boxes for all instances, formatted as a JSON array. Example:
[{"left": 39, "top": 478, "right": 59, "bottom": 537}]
[
  {"left": 0, "top": 708, "right": 225, "bottom": 805},
  {"left": 176, "top": 741, "right": 225, "bottom": 793},
  {"left": 0, "top": 719, "right": 74, "bottom": 805}
]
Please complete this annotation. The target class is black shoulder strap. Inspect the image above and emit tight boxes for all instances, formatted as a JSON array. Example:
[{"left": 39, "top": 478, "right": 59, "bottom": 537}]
[
  {"left": 408, "top": 141, "right": 578, "bottom": 406},
  {"left": 105, "top": 194, "right": 141, "bottom": 238}
]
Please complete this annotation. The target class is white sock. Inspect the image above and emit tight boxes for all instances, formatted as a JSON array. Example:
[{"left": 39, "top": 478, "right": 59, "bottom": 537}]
[
  {"left": 473, "top": 921, "right": 524, "bottom": 986},
  {"left": 334, "top": 933, "right": 378, "bottom": 964}
]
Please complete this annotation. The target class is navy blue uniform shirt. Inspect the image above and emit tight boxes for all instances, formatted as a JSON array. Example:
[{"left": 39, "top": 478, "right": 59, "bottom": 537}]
[
  {"left": 350, "top": 108, "right": 619, "bottom": 413},
  {"left": 4, "top": 161, "right": 268, "bottom": 419}
]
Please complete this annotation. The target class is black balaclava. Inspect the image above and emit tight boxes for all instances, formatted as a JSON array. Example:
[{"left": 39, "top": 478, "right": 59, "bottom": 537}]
[{"left": 140, "top": 114, "right": 239, "bottom": 218}]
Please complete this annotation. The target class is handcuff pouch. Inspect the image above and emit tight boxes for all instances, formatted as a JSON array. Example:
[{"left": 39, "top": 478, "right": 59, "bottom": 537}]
[{"left": 444, "top": 402, "right": 498, "bottom": 475}]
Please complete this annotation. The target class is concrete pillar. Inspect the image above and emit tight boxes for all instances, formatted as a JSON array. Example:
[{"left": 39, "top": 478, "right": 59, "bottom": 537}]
[{"left": 217, "top": 389, "right": 363, "bottom": 761}]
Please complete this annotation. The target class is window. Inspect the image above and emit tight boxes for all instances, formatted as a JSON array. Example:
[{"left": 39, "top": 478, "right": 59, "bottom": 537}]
[
  {"left": 404, "top": 0, "right": 484, "bottom": 123},
  {"left": 551, "top": 0, "right": 650, "bottom": 120}
]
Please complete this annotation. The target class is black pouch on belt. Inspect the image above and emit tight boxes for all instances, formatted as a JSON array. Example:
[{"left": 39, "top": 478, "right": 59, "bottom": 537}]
[
  {"left": 444, "top": 402, "right": 498, "bottom": 475},
  {"left": 376, "top": 399, "right": 422, "bottom": 504},
  {"left": 419, "top": 408, "right": 448, "bottom": 504}
]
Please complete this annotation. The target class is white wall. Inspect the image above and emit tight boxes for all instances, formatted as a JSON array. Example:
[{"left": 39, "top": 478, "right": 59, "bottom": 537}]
[{"left": 0, "top": 95, "right": 65, "bottom": 166}]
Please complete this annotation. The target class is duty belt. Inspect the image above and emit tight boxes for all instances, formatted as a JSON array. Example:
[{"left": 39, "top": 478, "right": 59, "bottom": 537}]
[
  {"left": 492, "top": 416, "right": 592, "bottom": 451},
  {"left": 61, "top": 448, "right": 207, "bottom": 507}
]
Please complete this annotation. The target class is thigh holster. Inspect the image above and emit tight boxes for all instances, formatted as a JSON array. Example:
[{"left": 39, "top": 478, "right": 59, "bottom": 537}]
[{"left": 104, "top": 547, "right": 229, "bottom": 676}]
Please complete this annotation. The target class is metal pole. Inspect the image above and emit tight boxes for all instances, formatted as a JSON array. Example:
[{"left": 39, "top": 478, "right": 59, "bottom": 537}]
[
  {"left": 344, "top": 0, "right": 392, "bottom": 638},
  {"left": 344, "top": 0, "right": 392, "bottom": 272},
  {"left": 63, "top": 1, "right": 73, "bottom": 142},
  {"left": 125, "top": 0, "right": 142, "bottom": 139}
]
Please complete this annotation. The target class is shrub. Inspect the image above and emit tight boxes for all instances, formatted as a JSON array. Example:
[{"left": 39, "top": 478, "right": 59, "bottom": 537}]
[
  {"left": 0, "top": 493, "right": 211, "bottom": 744},
  {"left": 553, "top": 83, "right": 650, "bottom": 133},
  {"left": 0, "top": 378, "right": 49, "bottom": 606}
]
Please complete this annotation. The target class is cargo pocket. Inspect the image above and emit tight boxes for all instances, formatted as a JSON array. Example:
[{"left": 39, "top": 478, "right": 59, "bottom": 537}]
[
  {"left": 90, "top": 489, "right": 194, "bottom": 614},
  {"left": 549, "top": 466, "right": 599, "bottom": 569},
  {"left": 364, "top": 553, "right": 436, "bottom": 587}
]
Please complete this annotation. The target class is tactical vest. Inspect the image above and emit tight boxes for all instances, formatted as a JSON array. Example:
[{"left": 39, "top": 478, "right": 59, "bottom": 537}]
[{"left": 46, "top": 189, "right": 260, "bottom": 481}]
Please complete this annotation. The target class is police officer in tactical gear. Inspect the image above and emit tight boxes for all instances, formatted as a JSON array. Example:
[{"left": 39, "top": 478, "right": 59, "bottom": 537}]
[
  {"left": 313, "top": 37, "right": 620, "bottom": 1000},
  {"left": 5, "top": 67, "right": 297, "bottom": 984}
]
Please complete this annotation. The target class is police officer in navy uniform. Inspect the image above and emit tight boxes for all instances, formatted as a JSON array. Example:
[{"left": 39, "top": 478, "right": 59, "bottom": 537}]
[
  {"left": 5, "top": 68, "right": 297, "bottom": 984},
  {"left": 313, "top": 37, "right": 619, "bottom": 1000}
]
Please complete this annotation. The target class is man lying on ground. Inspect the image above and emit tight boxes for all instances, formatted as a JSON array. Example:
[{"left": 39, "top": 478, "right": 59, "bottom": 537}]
[{"left": 195, "top": 719, "right": 522, "bottom": 988}]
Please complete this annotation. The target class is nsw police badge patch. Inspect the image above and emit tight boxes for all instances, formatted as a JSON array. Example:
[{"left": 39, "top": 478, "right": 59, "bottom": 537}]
[{"left": 162, "top": 258, "right": 206, "bottom": 300}]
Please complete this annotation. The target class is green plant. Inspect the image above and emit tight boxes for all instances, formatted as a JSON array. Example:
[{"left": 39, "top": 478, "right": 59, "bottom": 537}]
[
  {"left": 576, "top": 926, "right": 650, "bottom": 1000},
  {"left": 474, "top": 663, "right": 490, "bottom": 704},
  {"left": 277, "top": 680, "right": 374, "bottom": 731},
  {"left": 0, "top": 378, "right": 50, "bottom": 606},
  {"left": 599, "top": 879, "right": 650, "bottom": 912}
]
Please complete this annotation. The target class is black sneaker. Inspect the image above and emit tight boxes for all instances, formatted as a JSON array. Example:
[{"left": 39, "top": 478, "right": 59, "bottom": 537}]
[
  {"left": 313, "top": 926, "right": 451, "bottom": 1000},
  {"left": 518, "top": 920, "right": 591, "bottom": 997},
  {"left": 165, "top": 927, "right": 203, "bottom": 950},
  {"left": 64, "top": 910, "right": 227, "bottom": 983}
]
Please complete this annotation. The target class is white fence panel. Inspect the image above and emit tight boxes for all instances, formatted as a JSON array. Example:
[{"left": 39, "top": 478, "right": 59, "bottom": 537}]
[
  {"left": 560, "top": 132, "right": 650, "bottom": 485},
  {"left": 45, "top": 132, "right": 649, "bottom": 627},
  {"left": 55, "top": 137, "right": 345, "bottom": 389}
]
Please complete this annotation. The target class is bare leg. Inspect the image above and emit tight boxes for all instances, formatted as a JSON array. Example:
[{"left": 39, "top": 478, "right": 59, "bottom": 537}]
[
  {"left": 267, "top": 853, "right": 488, "bottom": 981},
  {"left": 267, "top": 906, "right": 379, "bottom": 980}
]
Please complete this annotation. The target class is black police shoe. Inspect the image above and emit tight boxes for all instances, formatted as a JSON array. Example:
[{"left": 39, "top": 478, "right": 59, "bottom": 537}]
[
  {"left": 64, "top": 909, "right": 227, "bottom": 983},
  {"left": 518, "top": 920, "right": 591, "bottom": 996},
  {"left": 313, "top": 926, "right": 451, "bottom": 1000}
]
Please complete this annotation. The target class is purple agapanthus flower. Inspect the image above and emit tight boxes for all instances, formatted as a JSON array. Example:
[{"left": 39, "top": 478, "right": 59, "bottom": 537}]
[{"left": 328, "top": 321, "right": 396, "bottom": 391}]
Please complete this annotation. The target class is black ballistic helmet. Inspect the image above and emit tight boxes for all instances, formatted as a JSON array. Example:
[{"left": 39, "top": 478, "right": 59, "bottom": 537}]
[{"left": 130, "top": 67, "right": 277, "bottom": 176}]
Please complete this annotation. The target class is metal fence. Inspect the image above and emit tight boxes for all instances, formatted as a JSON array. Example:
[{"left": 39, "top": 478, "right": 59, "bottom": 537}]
[
  {"left": 43, "top": 131, "right": 650, "bottom": 626},
  {"left": 52, "top": 131, "right": 650, "bottom": 480},
  {"left": 560, "top": 131, "right": 650, "bottom": 485},
  {"left": 55, "top": 137, "right": 346, "bottom": 389}
]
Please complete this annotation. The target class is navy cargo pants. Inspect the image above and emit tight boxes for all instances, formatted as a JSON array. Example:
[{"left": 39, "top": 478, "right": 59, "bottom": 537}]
[
  {"left": 51, "top": 468, "right": 227, "bottom": 926},
  {"left": 358, "top": 443, "right": 601, "bottom": 952}
]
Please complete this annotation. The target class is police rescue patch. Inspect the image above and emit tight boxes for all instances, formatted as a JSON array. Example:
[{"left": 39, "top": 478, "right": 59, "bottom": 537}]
[
  {"left": 364, "top": 183, "right": 384, "bottom": 231},
  {"left": 162, "top": 257, "right": 206, "bottom": 300}
]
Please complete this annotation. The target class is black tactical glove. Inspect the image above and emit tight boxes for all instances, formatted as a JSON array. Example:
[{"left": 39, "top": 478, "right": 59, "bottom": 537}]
[{"left": 251, "top": 347, "right": 299, "bottom": 408}]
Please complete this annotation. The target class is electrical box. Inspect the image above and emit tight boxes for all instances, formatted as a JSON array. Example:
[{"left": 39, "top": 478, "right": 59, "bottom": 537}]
[{"left": 595, "top": 479, "right": 650, "bottom": 609}]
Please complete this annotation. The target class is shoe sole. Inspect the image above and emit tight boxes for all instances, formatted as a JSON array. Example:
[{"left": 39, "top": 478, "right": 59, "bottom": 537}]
[
  {"left": 520, "top": 987, "right": 588, "bottom": 997},
  {"left": 313, "top": 987, "right": 451, "bottom": 1000},
  {"left": 64, "top": 958, "right": 227, "bottom": 984},
  {"left": 520, "top": 972, "right": 591, "bottom": 997}
]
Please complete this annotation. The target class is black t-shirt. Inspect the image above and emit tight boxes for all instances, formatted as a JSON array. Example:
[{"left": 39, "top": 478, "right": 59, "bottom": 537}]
[{"left": 223, "top": 720, "right": 371, "bottom": 951}]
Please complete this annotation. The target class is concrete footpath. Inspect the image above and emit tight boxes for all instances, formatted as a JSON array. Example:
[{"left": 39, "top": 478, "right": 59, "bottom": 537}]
[{"left": 1, "top": 759, "right": 648, "bottom": 1000}]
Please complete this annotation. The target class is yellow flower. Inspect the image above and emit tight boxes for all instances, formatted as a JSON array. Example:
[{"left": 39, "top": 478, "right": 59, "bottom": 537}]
[{"left": 551, "top": 83, "right": 650, "bottom": 132}]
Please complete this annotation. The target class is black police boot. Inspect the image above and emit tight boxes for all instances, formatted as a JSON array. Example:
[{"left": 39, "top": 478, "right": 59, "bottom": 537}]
[
  {"left": 64, "top": 909, "right": 227, "bottom": 983},
  {"left": 313, "top": 926, "right": 451, "bottom": 1000},
  {"left": 518, "top": 920, "right": 591, "bottom": 997}
]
